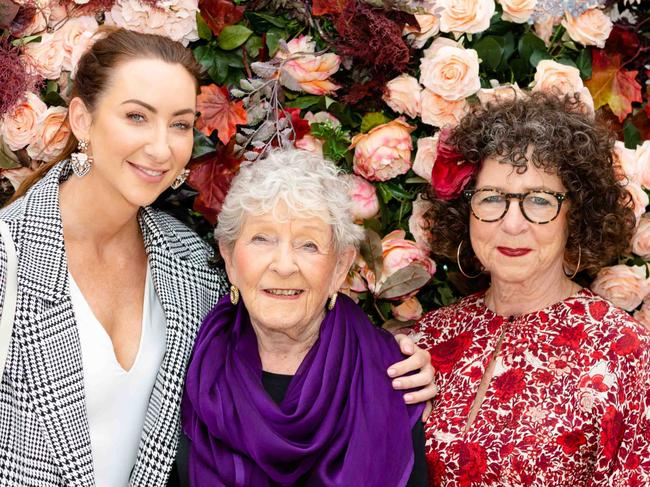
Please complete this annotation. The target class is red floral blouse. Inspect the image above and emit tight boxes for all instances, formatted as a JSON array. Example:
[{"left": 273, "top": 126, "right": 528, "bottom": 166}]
[{"left": 413, "top": 288, "right": 650, "bottom": 486}]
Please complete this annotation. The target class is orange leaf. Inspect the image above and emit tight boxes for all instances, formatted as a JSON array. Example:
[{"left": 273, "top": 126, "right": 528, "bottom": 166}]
[
  {"left": 312, "top": 0, "right": 347, "bottom": 15},
  {"left": 196, "top": 84, "right": 247, "bottom": 145},
  {"left": 585, "top": 50, "right": 642, "bottom": 123}
]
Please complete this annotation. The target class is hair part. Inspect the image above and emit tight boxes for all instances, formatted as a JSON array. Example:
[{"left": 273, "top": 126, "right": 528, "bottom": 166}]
[{"left": 215, "top": 148, "right": 365, "bottom": 254}]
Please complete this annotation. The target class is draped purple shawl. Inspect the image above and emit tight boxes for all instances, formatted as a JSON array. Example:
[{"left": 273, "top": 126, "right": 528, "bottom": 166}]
[{"left": 182, "top": 293, "right": 423, "bottom": 486}]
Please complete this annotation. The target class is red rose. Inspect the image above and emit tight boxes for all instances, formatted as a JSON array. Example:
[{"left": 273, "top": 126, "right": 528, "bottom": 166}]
[
  {"left": 557, "top": 429, "right": 587, "bottom": 454},
  {"left": 611, "top": 326, "right": 641, "bottom": 356},
  {"left": 456, "top": 441, "right": 487, "bottom": 487},
  {"left": 430, "top": 128, "right": 477, "bottom": 201},
  {"left": 600, "top": 405, "right": 624, "bottom": 460},
  {"left": 429, "top": 331, "right": 473, "bottom": 373},
  {"left": 493, "top": 368, "right": 526, "bottom": 402},
  {"left": 551, "top": 323, "right": 587, "bottom": 350}
]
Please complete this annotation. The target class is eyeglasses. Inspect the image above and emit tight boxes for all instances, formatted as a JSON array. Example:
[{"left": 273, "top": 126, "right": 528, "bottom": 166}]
[{"left": 462, "top": 188, "right": 567, "bottom": 224}]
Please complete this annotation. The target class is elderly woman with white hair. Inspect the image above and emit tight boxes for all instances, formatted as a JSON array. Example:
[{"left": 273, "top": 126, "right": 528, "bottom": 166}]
[{"left": 180, "top": 149, "right": 428, "bottom": 486}]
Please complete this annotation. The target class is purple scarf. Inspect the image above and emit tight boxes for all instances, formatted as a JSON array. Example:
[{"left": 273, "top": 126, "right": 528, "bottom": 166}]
[{"left": 182, "top": 294, "right": 423, "bottom": 487}]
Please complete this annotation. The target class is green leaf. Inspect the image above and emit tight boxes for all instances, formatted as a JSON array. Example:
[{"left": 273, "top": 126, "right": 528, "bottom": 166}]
[
  {"left": 245, "top": 35, "right": 263, "bottom": 58},
  {"left": 557, "top": 57, "right": 577, "bottom": 69},
  {"left": 376, "top": 264, "right": 431, "bottom": 299},
  {"left": 360, "top": 112, "right": 390, "bottom": 133},
  {"left": 576, "top": 48, "right": 592, "bottom": 79},
  {"left": 196, "top": 13, "right": 212, "bottom": 41},
  {"left": 46, "top": 80, "right": 58, "bottom": 93},
  {"left": 623, "top": 120, "right": 641, "bottom": 150},
  {"left": 473, "top": 36, "right": 504, "bottom": 71},
  {"left": 246, "top": 11, "right": 288, "bottom": 32},
  {"left": 192, "top": 129, "right": 216, "bottom": 158},
  {"left": 285, "top": 95, "right": 324, "bottom": 109},
  {"left": 0, "top": 140, "right": 20, "bottom": 170},
  {"left": 11, "top": 34, "right": 40, "bottom": 46},
  {"left": 377, "top": 183, "right": 393, "bottom": 204},
  {"left": 529, "top": 49, "right": 552, "bottom": 67},
  {"left": 518, "top": 31, "right": 547, "bottom": 66},
  {"left": 383, "top": 182, "right": 414, "bottom": 201},
  {"left": 265, "top": 28, "right": 286, "bottom": 57},
  {"left": 217, "top": 25, "right": 252, "bottom": 50}
]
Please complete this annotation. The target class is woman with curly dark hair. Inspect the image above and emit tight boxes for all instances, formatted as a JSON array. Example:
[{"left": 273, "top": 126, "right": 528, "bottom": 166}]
[{"left": 413, "top": 92, "right": 650, "bottom": 485}]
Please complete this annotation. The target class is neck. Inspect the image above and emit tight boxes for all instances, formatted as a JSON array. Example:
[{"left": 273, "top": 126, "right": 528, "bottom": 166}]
[
  {"left": 59, "top": 171, "right": 141, "bottom": 247},
  {"left": 253, "top": 313, "right": 324, "bottom": 375},
  {"left": 485, "top": 268, "right": 582, "bottom": 317}
]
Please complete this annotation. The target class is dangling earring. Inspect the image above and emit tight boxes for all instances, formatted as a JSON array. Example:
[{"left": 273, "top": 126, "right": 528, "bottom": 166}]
[
  {"left": 171, "top": 169, "right": 190, "bottom": 190},
  {"left": 564, "top": 244, "right": 582, "bottom": 280},
  {"left": 457, "top": 240, "right": 482, "bottom": 279},
  {"left": 70, "top": 139, "right": 92, "bottom": 177},
  {"left": 230, "top": 285, "right": 240, "bottom": 305},
  {"left": 327, "top": 292, "right": 338, "bottom": 311}
]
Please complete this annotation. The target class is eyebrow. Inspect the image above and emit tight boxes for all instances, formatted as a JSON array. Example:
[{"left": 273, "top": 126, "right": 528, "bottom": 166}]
[{"left": 121, "top": 99, "right": 195, "bottom": 116}]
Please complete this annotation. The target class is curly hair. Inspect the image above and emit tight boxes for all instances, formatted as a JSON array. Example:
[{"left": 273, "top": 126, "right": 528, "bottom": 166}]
[{"left": 424, "top": 91, "right": 636, "bottom": 277}]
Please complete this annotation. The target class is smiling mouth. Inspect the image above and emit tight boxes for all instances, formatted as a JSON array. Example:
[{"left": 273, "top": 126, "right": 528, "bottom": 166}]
[
  {"left": 264, "top": 289, "right": 304, "bottom": 296},
  {"left": 497, "top": 247, "right": 532, "bottom": 257},
  {"left": 128, "top": 161, "right": 167, "bottom": 177}
]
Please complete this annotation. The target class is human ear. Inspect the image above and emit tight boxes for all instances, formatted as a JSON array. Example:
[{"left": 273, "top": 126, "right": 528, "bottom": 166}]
[
  {"left": 218, "top": 240, "right": 238, "bottom": 286},
  {"left": 67, "top": 97, "right": 93, "bottom": 142},
  {"left": 331, "top": 246, "right": 357, "bottom": 294}
]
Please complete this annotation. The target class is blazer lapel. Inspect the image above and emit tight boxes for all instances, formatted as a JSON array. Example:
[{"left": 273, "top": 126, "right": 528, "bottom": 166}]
[{"left": 17, "top": 163, "right": 95, "bottom": 486}]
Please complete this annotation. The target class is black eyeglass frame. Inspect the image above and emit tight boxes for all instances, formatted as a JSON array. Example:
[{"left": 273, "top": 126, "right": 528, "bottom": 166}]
[{"left": 462, "top": 188, "right": 568, "bottom": 224}]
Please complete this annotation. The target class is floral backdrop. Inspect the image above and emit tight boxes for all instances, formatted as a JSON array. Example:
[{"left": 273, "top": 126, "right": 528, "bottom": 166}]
[{"left": 0, "top": 0, "right": 648, "bottom": 329}]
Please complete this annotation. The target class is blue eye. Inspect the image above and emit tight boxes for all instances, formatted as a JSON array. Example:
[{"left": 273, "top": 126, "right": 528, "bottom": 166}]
[
  {"left": 479, "top": 194, "right": 504, "bottom": 205},
  {"left": 528, "top": 195, "right": 553, "bottom": 206},
  {"left": 302, "top": 242, "right": 318, "bottom": 251},
  {"left": 173, "top": 121, "right": 192, "bottom": 131},
  {"left": 127, "top": 112, "right": 145, "bottom": 122}
]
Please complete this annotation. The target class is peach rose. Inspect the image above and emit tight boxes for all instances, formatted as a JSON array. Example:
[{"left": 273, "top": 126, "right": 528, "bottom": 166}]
[
  {"left": 408, "top": 194, "right": 434, "bottom": 249},
  {"left": 534, "top": 16, "right": 557, "bottom": 46},
  {"left": 303, "top": 111, "right": 340, "bottom": 127},
  {"left": 383, "top": 74, "right": 422, "bottom": 119},
  {"left": 1, "top": 162, "right": 39, "bottom": 191},
  {"left": 412, "top": 134, "right": 438, "bottom": 182},
  {"left": 532, "top": 60, "right": 584, "bottom": 96},
  {"left": 295, "top": 134, "right": 323, "bottom": 156},
  {"left": 631, "top": 214, "right": 650, "bottom": 258},
  {"left": 277, "top": 35, "right": 341, "bottom": 95},
  {"left": 105, "top": 0, "right": 199, "bottom": 46},
  {"left": 499, "top": 0, "right": 536, "bottom": 23},
  {"left": 420, "top": 45, "right": 481, "bottom": 101},
  {"left": 591, "top": 265, "right": 649, "bottom": 311},
  {"left": 350, "top": 119, "right": 414, "bottom": 182},
  {"left": 344, "top": 174, "right": 380, "bottom": 221},
  {"left": 0, "top": 92, "right": 47, "bottom": 151},
  {"left": 622, "top": 180, "right": 649, "bottom": 221},
  {"left": 26, "top": 106, "right": 70, "bottom": 162},
  {"left": 613, "top": 140, "right": 638, "bottom": 183},
  {"left": 562, "top": 7, "right": 613, "bottom": 49},
  {"left": 636, "top": 141, "right": 650, "bottom": 189},
  {"left": 422, "top": 37, "right": 460, "bottom": 59},
  {"left": 392, "top": 297, "right": 424, "bottom": 322},
  {"left": 420, "top": 89, "right": 468, "bottom": 127},
  {"left": 476, "top": 83, "right": 524, "bottom": 106},
  {"left": 54, "top": 15, "right": 98, "bottom": 72},
  {"left": 439, "top": 0, "right": 495, "bottom": 35},
  {"left": 404, "top": 14, "right": 441, "bottom": 49},
  {"left": 22, "top": 33, "right": 65, "bottom": 80},
  {"left": 633, "top": 300, "right": 650, "bottom": 332}
]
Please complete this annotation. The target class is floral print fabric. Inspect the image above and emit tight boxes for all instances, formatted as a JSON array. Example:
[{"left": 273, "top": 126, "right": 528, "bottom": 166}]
[{"left": 413, "top": 288, "right": 650, "bottom": 486}]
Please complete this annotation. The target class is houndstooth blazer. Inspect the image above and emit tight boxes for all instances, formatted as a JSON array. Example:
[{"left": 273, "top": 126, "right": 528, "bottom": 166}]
[{"left": 0, "top": 161, "right": 228, "bottom": 486}]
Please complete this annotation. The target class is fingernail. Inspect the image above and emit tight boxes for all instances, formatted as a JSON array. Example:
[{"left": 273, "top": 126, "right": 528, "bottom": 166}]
[
  {"left": 403, "top": 394, "right": 413, "bottom": 403},
  {"left": 387, "top": 368, "right": 397, "bottom": 377},
  {"left": 392, "top": 380, "right": 402, "bottom": 389}
]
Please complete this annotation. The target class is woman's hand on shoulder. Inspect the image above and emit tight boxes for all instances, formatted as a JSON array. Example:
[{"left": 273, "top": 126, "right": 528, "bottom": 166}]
[{"left": 389, "top": 334, "right": 437, "bottom": 420}]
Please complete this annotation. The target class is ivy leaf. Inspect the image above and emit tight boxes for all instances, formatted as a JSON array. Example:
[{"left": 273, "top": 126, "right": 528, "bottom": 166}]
[
  {"left": 196, "top": 84, "right": 248, "bottom": 144},
  {"left": 585, "top": 50, "right": 642, "bottom": 123},
  {"left": 186, "top": 146, "right": 241, "bottom": 225},
  {"left": 217, "top": 24, "right": 253, "bottom": 50},
  {"left": 312, "top": 0, "right": 346, "bottom": 15},
  {"left": 198, "top": 0, "right": 245, "bottom": 36}
]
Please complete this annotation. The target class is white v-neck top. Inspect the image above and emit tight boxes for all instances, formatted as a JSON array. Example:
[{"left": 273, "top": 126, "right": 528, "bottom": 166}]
[{"left": 69, "top": 266, "right": 166, "bottom": 487}]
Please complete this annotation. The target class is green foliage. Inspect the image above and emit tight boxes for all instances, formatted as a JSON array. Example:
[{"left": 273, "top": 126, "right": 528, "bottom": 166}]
[{"left": 217, "top": 25, "right": 252, "bottom": 50}]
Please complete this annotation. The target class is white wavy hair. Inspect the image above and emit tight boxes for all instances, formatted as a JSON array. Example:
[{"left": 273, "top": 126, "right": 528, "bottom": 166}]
[{"left": 215, "top": 148, "right": 365, "bottom": 253}]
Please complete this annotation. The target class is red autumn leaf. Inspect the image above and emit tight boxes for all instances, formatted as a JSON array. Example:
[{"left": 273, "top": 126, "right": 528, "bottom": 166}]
[
  {"left": 196, "top": 84, "right": 247, "bottom": 145},
  {"left": 198, "top": 0, "right": 245, "bottom": 36},
  {"left": 585, "top": 50, "right": 642, "bottom": 123},
  {"left": 283, "top": 108, "right": 310, "bottom": 141},
  {"left": 604, "top": 26, "right": 640, "bottom": 64},
  {"left": 312, "top": 0, "right": 346, "bottom": 16},
  {"left": 186, "top": 145, "right": 241, "bottom": 225}
]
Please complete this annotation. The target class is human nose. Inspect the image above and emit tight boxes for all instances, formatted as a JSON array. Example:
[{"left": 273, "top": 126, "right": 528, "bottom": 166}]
[
  {"left": 500, "top": 198, "right": 528, "bottom": 234},
  {"left": 143, "top": 124, "right": 172, "bottom": 163},
  {"left": 268, "top": 242, "right": 299, "bottom": 276}
]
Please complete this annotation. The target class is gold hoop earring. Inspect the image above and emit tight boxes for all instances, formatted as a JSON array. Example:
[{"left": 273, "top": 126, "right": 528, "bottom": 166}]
[
  {"left": 230, "top": 285, "right": 240, "bottom": 305},
  {"left": 457, "top": 240, "right": 482, "bottom": 279},
  {"left": 564, "top": 244, "right": 582, "bottom": 280},
  {"left": 327, "top": 292, "right": 338, "bottom": 311}
]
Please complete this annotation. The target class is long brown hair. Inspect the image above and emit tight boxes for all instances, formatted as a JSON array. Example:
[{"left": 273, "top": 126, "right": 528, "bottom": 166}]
[{"left": 9, "top": 27, "right": 203, "bottom": 203}]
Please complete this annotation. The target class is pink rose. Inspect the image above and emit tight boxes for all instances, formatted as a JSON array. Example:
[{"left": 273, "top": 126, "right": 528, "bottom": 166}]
[
  {"left": 422, "top": 37, "right": 460, "bottom": 59},
  {"left": 350, "top": 119, "right": 414, "bottom": 182},
  {"left": 631, "top": 214, "right": 650, "bottom": 258},
  {"left": 476, "top": 83, "right": 524, "bottom": 107},
  {"left": 591, "top": 265, "right": 649, "bottom": 311},
  {"left": 22, "top": 33, "right": 65, "bottom": 79},
  {"left": 499, "top": 0, "right": 536, "bottom": 23},
  {"left": 54, "top": 15, "right": 98, "bottom": 72},
  {"left": 438, "top": 0, "right": 496, "bottom": 35},
  {"left": 277, "top": 35, "right": 341, "bottom": 95},
  {"left": 614, "top": 140, "right": 639, "bottom": 183},
  {"left": 408, "top": 194, "right": 434, "bottom": 249},
  {"left": 420, "top": 89, "right": 468, "bottom": 127},
  {"left": 532, "top": 60, "right": 584, "bottom": 96},
  {"left": 635, "top": 141, "right": 650, "bottom": 189},
  {"left": 26, "top": 106, "right": 70, "bottom": 162},
  {"left": 404, "top": 14, "right": 441, "bottom": 49},
  {"left": 412, "top": 134, "right": 438, "bottom": 182},
  {"left": 392, "top": 297, "right": 424, "bottom": 322},
  {"left": 295, "top": 134, "right": 323, "bottom": 156},
  {"left": 105, "top": 0, "right": 199, "bottom": 46},
  {"left": 344, "top": 174, "right": 380, "bottom": 221},
  {"left": 0, "top": 92, "right": 47, "bottom": 151},
  {"left": 633, "top": 301, "right": 650, "bottom": 332},
  {"left": 420, "top": 45, "right": 481, "bottom": 101},
  {"left": 562, "top": 7, "right": 613, "bottom": 49},
  {"left": 383, "top": 74, "right": 422, "bottom": 119},
  {"left": 622, "top": 180, "right": 649, "bottom": 221},
  {"left": 303, "top": 111, "right": 340, "bottom": 127}
]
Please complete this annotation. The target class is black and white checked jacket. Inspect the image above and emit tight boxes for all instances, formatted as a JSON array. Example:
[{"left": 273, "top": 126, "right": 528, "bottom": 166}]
[{"left": 0, "top": 161, "right": 228, "bottom": 486}]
